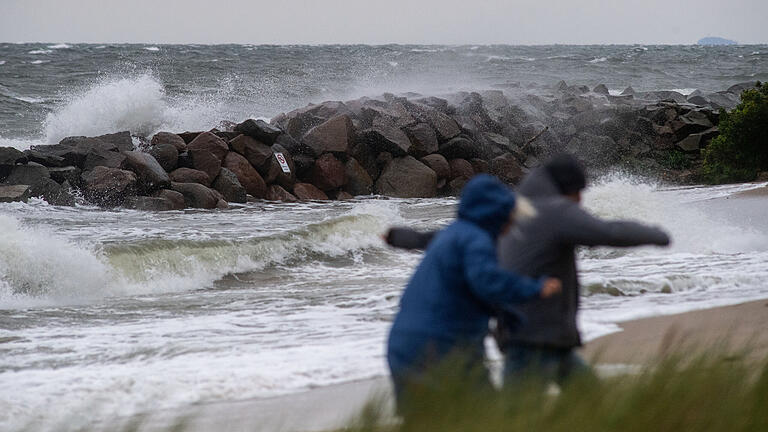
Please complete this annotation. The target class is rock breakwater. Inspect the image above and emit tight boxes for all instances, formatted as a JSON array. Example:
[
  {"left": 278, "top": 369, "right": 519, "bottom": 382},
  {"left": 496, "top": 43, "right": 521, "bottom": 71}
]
[{"left": 0, "top": 81, "right": 760, "bottom": 209}]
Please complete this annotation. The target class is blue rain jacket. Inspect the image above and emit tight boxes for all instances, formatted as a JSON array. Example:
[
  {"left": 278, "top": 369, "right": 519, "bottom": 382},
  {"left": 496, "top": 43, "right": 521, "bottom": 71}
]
[{"left": 387, "top": 175, "right": 543, "bottom": 380}]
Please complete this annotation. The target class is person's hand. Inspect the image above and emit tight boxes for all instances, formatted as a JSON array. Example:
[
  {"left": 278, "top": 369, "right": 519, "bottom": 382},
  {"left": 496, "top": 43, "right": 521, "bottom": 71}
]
[{"left": 540, "top": 278, "right": 562, "bottom": 298}]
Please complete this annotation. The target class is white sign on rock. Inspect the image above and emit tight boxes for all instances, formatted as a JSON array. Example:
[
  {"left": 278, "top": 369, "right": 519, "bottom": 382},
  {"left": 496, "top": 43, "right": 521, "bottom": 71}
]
[{"left": 274, "top": 152, "right": 291, "bottom": 173}]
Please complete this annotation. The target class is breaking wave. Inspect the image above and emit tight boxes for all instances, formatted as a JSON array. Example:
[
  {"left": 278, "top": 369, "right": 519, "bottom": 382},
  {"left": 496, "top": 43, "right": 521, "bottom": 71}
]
[{"left": 0, "top": 202, "right": 397, "bottom": 308}]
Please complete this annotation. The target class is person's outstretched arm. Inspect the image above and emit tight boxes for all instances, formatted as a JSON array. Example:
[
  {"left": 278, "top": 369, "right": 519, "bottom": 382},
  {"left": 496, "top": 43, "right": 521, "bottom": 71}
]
[
  {"left": 384, "top": 227, "right": 438, "bottom": 250},
  {"left": 462, "top": 232, "right": 559, "bottom": 305},
  {"left": 557, "top": 204, "right": 671, "bottom": 247}
]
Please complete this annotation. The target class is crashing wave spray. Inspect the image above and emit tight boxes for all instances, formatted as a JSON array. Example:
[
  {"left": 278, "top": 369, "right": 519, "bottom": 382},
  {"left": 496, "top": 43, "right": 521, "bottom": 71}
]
[
  {"left": 43, "top": 74, "right": 167, "bottom": 143},
  {"left": 0, "top": 214, "right": 117, "bottom": 306}
]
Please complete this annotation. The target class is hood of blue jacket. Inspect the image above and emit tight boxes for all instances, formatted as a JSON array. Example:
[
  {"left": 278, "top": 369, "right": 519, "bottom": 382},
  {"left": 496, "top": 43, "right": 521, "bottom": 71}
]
[{"left": 457, "top": 174, "right": 516, "bottom": 238}]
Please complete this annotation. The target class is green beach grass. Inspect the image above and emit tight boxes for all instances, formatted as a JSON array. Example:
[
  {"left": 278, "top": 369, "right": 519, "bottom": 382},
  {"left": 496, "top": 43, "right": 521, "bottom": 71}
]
[{"left": 344, "top": 349, "right": 768, "bottom": 432}]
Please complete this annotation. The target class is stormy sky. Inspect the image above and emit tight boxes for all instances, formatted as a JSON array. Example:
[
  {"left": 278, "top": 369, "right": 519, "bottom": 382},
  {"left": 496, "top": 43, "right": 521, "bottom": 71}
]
[{"left": 1, "top": 0, "right": 767, "bottom": 45}]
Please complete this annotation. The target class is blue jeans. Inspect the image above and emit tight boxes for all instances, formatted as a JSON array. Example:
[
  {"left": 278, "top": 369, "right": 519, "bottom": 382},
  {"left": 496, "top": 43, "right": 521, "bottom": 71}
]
[{"left": 503, "top": 345, "right": 593, "bottom": 386}]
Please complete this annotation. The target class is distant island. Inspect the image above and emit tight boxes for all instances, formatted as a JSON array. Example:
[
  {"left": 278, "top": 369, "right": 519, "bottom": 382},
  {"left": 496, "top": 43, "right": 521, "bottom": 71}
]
[{"left": 697, "top": 37, "right": 737, "bottom": 45}]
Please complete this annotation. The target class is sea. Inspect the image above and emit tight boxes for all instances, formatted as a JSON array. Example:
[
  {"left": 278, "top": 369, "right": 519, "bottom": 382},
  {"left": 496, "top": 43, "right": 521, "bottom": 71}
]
[{"left": 1, "top": 43, "right": 767, "bottom": 430}]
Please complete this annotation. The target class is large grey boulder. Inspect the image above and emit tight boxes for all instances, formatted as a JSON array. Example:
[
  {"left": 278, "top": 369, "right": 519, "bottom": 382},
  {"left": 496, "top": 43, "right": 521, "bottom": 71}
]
[
  {"left": 360, "top": 118, "right": 412, "bottom": 156},
  {"left": 490, "top": 153, "right": 525, "bottom": 185},
  {"left": 149, "top": 143, "right": 179, "bottom": 172},
  {"left": 420, "top": 154, "right": 451, "bottom": 181},
  {"left": 83, "top": 148, "right": 127, "bottom": 171},
  {"left": 151, "top": 132, "right": 187, "bottom": 153},
  {"left": 593, "top": 84, "right": 610, "bottom": 95},
  {"left": 669, "top": 111, "right": 713, "bottom": 140},
  {"left": 152, "top": 189, "right": 186, "bottom": 210},
  {"left": 302, "top": 115, "right": 354, "bottom": 155},
  {"left": 375, "top": 156, "right": 437, "bottom": 198},
  {"left": 0, "top": 185, "right": 32, "bottom": 203},
  {"left": 448, "top": 158, "right": 474, "bottom": 180},
  {"left": 49, "top": 166, "right": 82, "bottom": 186},
  {"left": 361, "top": 102, "right": 416, "bottom": 129},
  {"left": 3, "top": 164, "right": 74, "bottom": 206},
  {"left": 123, "top": 196, "right": 175, "bottom": 211},
  {"left": 234, "top": 119, "right": 282, "bottom": 144},
  {"left": 439, "top": 136, "right": 481, "bottom": 160},
  {"left": 4, "top": 163, "right": 50, "bottom": 186},
  {"left": 81, "top": 166, "right": 138, "bottom": 206},
  {"left": 344, "top": 158, "right": 373, "bottom": 196},
  {"left": 403, "top": 123, "right": 439, "bottom": 157},
  {"left": 170, "top": 182, "right": 219, "bottom": 209},
  {"left": 23, "top": 149, "right": 66, "bottom": 168},
  {"left": 417, "top": 108, "right": 461, "bottom": 141},
  {"left": 1, "top": 147, "right": 26, "bottom": 179},
  {"left": 169, "top": 167, "right": 211, "bottom": 186},
  {"left": 230, "top": 134, "right": 273, "bottom": 168},
  {"left": 212, "top": 168, "right": 247, "bottom": 203},
  {"left": 30, "top": 132, "right": 131, "bottom": 167},
  {"left": 122, "top": 151, "right": 171, "bottom": 192}
]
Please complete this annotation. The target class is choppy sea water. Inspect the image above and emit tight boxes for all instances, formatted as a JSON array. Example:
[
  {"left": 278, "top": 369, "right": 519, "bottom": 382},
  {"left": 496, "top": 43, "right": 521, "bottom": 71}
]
[
  {"left": 1, "top": 43, "right": 768, "bottom": 148},
  {"left": 1, "top": 177, "right": 767, "bottom": 430},
  {"left": 1, "top": 44, "right": 768, "bottom": 429}
]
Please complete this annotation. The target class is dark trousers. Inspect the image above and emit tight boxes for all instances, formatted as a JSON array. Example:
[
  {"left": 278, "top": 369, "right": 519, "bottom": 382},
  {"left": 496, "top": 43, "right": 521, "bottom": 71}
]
[{"left": 503, "top": 345, "right": 593, "bottom": 386}]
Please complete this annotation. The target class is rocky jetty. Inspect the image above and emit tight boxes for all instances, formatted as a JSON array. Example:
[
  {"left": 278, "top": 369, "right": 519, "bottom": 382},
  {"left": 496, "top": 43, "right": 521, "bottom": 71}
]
[{"left": 0, "top": 81, "right": 760, "bottom": 209}]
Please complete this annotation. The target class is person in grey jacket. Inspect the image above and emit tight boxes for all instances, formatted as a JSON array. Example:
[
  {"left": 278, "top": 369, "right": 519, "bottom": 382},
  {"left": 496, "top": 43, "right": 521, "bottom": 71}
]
[
  {"left": 496, "top": 154, "right": 670, "bottom": 383},
  {"left": 384, "top": 154, "right": 671, "bottom": 384}
]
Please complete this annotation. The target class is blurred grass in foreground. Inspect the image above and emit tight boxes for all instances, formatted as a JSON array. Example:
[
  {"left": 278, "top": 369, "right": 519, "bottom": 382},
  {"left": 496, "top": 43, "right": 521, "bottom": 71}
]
[{"left": 344, "top": 349, "right": 768, "bottom": 432}]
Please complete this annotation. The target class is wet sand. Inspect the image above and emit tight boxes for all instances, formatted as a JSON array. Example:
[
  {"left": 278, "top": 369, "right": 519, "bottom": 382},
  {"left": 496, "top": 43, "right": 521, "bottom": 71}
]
[
  {"left": 735, "top": 185, "right": 768, "bottom": 197},
  {"left": 582, "top": 299, "right": 768, "bottom": 363}
]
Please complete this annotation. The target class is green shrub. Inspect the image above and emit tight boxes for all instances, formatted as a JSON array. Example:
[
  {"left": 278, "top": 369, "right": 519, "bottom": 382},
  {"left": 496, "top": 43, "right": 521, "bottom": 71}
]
[
  {"left": 702, "top": 82, "right": 768, "bottom": 183},
  {"left": 662, "top": 149, "right": 692, "bottom": 170}
]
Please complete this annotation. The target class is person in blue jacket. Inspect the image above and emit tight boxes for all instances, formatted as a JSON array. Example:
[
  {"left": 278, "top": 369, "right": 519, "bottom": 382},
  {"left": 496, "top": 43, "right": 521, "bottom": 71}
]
[{"left": 386, "top": 174, "right": 561, "bottom": 408}]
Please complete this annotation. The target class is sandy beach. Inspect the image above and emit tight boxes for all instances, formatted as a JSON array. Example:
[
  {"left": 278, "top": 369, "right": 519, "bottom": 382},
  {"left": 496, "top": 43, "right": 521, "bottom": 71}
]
[
  {"left": 582, "top": 299, "right": 768, "bottom": 363},
  {"left": 130, "top": 299, "right": 768, "bottom": 432}
]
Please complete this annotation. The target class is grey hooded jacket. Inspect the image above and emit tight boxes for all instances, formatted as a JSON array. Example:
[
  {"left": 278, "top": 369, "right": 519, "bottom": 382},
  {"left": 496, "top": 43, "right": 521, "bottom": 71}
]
[{"left": 496, "top": 167, "right": 670, "bottom": 349}]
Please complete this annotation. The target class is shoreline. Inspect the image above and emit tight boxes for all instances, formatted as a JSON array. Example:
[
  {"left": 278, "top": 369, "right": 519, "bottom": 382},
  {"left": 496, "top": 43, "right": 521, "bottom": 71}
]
[
  {"left": 582, "top": 298, "right": 768, "bottom": 363},
  {"left": 132, "top": 298, "right": 768, "bottom": 432}
]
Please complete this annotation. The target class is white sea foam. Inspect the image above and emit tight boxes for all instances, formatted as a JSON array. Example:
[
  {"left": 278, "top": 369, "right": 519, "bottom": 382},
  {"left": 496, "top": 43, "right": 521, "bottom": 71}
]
[
  {"left": 28, "top": 49, "right": 52, "bottom": 54},
  {"left": 47, "top": 43, "right": 71, "bottom": 49},
  {"left": 589, "top": 57, "right": 608, "bottom": 63},
  {"left": 0, "top": 60, "right": 6, "bottom": 66},
  {"left": 42, "top": 73, "right": 269, "bottom": 142},
  {"left": 43, "top": 74, "right": 167, "bottom": 143},
  {"left": 584, "top": 174, "right": 768, "bottom": 254},
  {"left": 578, "top": 174, "right": 768, "bottom": 340},
  {"left": 0, "top": 214, "right": 117, "bottom": 307},
  {"left": 29, "top": 60, "right": 48, "bottom": 64},
  {"left": 669, "top": 88, "right": 698, "bottom": 95},
  {"left": 145, "top": 46, "right": 160, "bottom": 52},
  {"left": 0, "top": 200, "right": 402, "bottom": 308},
  {"left": 0, "top": 136, "right": 41, "bottom": 151}
]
